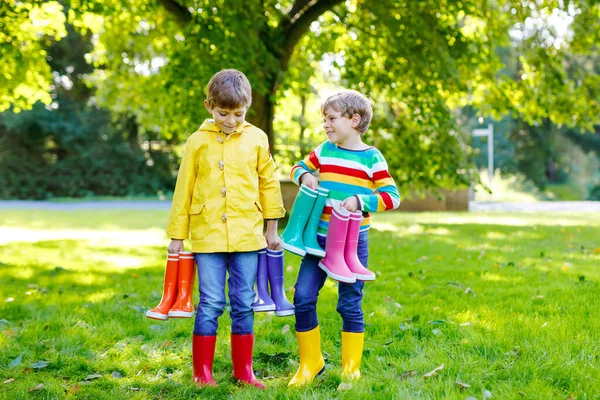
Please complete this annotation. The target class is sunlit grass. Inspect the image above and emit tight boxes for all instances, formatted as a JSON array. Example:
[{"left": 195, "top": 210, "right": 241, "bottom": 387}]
[{"left": 1, "top": 210, "right": 600, "bottom": 399}]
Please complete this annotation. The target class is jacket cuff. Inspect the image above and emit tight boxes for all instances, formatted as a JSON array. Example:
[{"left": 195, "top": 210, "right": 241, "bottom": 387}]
[{"left": 263, "top": 207, "right": 286, "bottom": 220}]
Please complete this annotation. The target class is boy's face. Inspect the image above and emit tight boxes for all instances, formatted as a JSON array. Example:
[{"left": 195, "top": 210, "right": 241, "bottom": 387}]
[
  {"left": 322, "top": 107, "right": 359, "bottom": 146},
  {"left": 204, "top": 101, "right": 247, "bottom": 134}
]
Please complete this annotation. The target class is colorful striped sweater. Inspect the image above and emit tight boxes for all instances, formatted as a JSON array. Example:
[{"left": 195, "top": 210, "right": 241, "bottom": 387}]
[{"left": 290, "top": 140, "right": 400, "bottom": 236}]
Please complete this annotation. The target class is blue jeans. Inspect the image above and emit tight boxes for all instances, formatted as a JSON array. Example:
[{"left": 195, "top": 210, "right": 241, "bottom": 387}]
[
  {"left": 293, "top": 231, "right": 369, "bottom": 333},
  {"left": 193, "top": 251, "right": 258, "bottom": 336}
]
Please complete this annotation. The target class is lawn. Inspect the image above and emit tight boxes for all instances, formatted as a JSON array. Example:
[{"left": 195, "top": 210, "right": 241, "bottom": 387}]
[{"left": 1, "top": 209, "right": 599, "bottom": 399}]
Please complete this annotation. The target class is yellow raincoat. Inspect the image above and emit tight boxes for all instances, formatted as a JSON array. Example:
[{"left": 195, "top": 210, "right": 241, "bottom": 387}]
[{"left": 166, "top": 119, "right": 286, "bottom": 252}]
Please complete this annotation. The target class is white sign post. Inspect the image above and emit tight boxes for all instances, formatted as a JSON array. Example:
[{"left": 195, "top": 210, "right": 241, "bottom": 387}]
[{"left": 472, "top": 124, "right": 494, "bottom": 191}]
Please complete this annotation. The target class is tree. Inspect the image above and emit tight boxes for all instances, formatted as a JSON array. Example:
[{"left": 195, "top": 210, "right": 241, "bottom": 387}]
[{"left": 3, "top": 0, "right": 599, "bottom": 191}]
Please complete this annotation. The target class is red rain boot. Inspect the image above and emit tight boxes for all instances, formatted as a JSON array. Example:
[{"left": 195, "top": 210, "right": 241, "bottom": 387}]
[
  {"left": 168, "top": 251, "right": 195, "bottom": 318},
  {"left": 230, "top": 333, "right": 265, "bottom": 389},
  {"left": 345, "top": 212, "right": 375, "bottom": 281},
  {"left": 318, "top": 207, "right": 356, "bottom": 283},
  {"left": 146, "top": 253, "right": 179, "bottom": 320},
  {"left": 192, "top": 334, "right": 217, "bottom": 387}
]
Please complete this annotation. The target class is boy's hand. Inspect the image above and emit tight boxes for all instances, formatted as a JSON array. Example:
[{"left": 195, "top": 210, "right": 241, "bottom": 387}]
[
  {"left": 300, "top": 173, "right": 318, "bottom": 190},
  {"left": 341, "top": 196, "right": 359, "bottom": 212},
  {"left": 168, "top": 239, "right": 184, "bottom": 254},
  {"left": 265, "top": 219, "right": 281, "bottom": 250},
  {"left": 265, "top": 230, "right": 282, "bottom": 250}
]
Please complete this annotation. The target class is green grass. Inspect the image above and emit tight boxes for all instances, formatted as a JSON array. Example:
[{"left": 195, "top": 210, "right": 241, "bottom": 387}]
[{"left": 1, "top": 210, "right": 600, "bottom": 399}]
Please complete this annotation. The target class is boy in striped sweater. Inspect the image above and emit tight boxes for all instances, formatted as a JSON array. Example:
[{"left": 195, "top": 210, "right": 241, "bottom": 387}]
[{"left": 287, "top": 90, "right": 400, "bottom": 386}]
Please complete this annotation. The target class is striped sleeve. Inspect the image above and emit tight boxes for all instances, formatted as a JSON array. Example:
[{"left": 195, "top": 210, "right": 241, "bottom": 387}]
[
  {"left": 356, "top": 154, "right": 400, "bottom": 212},
  {"left": 289, "top": 142, "right": 324, "bottom": 185}
]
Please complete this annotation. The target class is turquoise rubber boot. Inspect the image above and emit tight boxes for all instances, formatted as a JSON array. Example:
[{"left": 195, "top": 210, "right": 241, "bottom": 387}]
[
  {"left": 279, "top": 185, "right": 318, "bottom": 256},
  {"left": 303, "top": 187, "right": 329, "bottom": 257}
]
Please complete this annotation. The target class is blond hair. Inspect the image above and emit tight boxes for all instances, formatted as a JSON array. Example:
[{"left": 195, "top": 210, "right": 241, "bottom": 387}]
[
  {"left": 206, "top": 69, "right": 252, "bottom": 109},
  {"left": 321, "top": 90, "right": 373, "bottom": 134}
]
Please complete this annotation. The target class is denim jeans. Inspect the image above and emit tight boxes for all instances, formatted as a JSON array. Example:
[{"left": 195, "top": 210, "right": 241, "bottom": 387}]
[
  {"left": 193, "top": 251, "right": 258, "bottom": 336},
  {"left": 293, "top": 231, "right": 369, "bottom": 333}
]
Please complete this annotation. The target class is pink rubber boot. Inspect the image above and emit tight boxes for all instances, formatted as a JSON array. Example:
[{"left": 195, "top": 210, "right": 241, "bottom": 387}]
[
  {"left": 345, "top": 212, "right": 375, "bottom": 281},
  {"left": 318, "top": 207, "right": 356, "bottom": 283}
]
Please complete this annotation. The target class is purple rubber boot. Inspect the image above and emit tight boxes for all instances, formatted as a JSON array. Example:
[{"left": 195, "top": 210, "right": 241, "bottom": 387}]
[
  {"left": 252, "top": 250, "right": 276, "bottom": 312},
  {"left": 267, "top": 249, "right": 295, "bottom": 316}
]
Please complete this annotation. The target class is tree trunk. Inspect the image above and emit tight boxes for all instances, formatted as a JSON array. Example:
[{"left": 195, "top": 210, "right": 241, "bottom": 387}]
[
  {"left": 299, "top": 93, "right": 308, "bottom": 157},
  {"left": 248, "top": 88, "right": 276, "bottom": 152}
]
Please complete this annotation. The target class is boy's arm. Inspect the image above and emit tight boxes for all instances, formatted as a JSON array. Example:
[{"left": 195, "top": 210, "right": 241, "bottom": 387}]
[
  {"left": 355, "top": 153, "right": 401, "bottom": 213},
  {"left": 289, "top": 143, "right": 324, "bottom": 186},
  {"left": 264, "top": 219, "right": 280, "bottom": 250},
  {"left": 166, "top": 137, "right": 199, "bottom": 240},
  {"left": 257, "top": 135, "right": 286, "bottom": 220}
]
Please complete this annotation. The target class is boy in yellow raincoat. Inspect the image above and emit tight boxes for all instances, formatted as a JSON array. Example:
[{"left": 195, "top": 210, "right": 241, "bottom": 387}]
[{"left": 166, "top": 69, "right": 285, "bottom": 388}]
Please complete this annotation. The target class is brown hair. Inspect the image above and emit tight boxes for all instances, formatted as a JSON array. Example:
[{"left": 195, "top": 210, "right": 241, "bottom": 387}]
[
  {"left": 321, "top": 90, "right": 373, "bottom": 134},
  {"left": 206, "top": 69, "right": 252, "bottom": 109}
]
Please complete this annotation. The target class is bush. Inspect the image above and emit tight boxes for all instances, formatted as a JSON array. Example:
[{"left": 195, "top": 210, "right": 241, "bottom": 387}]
[
  {"left": 0, "top": 101, "right": 177, "bottom": 200},
  {"left": 587, "top": 184, "right": 600, "bottom": 201}
]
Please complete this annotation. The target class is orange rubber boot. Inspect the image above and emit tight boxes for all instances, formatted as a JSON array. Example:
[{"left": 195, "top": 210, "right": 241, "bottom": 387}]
[
  {"left": 168, "top": 251, "right": 196, "bottom": 318},
  {"left": 146, "top": 253, "right": 179, "bottom": 320}
]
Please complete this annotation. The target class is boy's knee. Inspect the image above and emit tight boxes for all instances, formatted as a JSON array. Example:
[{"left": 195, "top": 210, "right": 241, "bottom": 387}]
[{"left": 336, "top": 302, "right": 362, "bottom": 318}]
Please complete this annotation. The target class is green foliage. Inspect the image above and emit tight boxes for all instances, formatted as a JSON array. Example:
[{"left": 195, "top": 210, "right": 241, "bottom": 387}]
[
  {"left": 0, "top": 99, "right": 176, "bottom": 200},
  {"left": 2, "top": 0, "right": 599, "bottom": 193},
  {"left": 588, "top": 184, "right": 600, "bottom": 200},
  {"left": 0, "top": 1, "right": 67, "bottom": 112},
  {"left": 1, "top": 209, "right": 600, "bottom": 398}
]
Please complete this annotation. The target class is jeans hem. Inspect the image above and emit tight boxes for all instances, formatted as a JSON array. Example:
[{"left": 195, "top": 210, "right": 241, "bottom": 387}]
[
  {"left": 230, "top": 330, "right": 254, "bottom": 335},
  {"left": 295, "top": 322, "right": 319, "bottom": 333}
]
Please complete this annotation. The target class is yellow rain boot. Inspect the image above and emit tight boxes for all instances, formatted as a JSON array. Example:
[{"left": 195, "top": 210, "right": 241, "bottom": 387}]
[
  {"left": 341, "top": 331, "right": 364, "bottom": 380},
  {"left": 288, "top": 325, "right": 325, "bottom": 386}
]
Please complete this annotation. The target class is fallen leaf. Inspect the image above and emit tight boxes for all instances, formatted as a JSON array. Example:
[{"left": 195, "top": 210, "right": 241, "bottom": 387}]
[
  {"left": 423, "top": 364, "right": 445, "bottom": 379},
  {"left": 455, "top": 380, "right": 470, "bottom": 389},
  {"left": 159, "top": 341, "right": 173, "bottom": 348},
  {"left": 4, "top": 379, "right": 15, "bottom": 384},
  {"left": 460, "top": 322, "right": 474, "bottom": 327},
  {"left": 483, "top": 389, "right": 493, "bottom": 399},
  {"left": 131, "top": 387, "right": 141, "bottom": 391},
  {"left": 465, "top": 287, "right": 476, "bottom": 297},
  {"left": 112, "top": 371, "right": 123, "bottom": 378},
  {"left": 337, "top": 382, "right": 352, "bottom": 391},
  {"left": 8, "top": 354, "right": 22, "bottom": 368},
  {"left": 432, "top": 329, "right": 442, "bottom": 336},
  {"left": 518, "top": 391, "right": 526, "bottom": 397},
  {"left": 130, "top": 273, "right": 139, "bottom": 278},
  {"left": 30, "top": 361, "right": 50, "bottom": 369},
  {"left": 394, "top": 303, "right": 402, "bottom": 308},
  {"left": 399, "top": 370, "right": 417, "bottom": 380},
  {"left": 29, "top": 384, "right": 44, "bottom": 392},
  {"left": 281, "top": 324, "right": 290, "bottom": 334},
  {"left": 594, "top": 248, "right": 600, "bottom": 254},
  {"left": 85, "top": 374, "right": 102, "bottom": 381},
  {"left": 286, "top": 265, "right": 294, "bottom": 272},
  {"left": 67, "top": 384, "right": 81, "bottom": 394}
]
